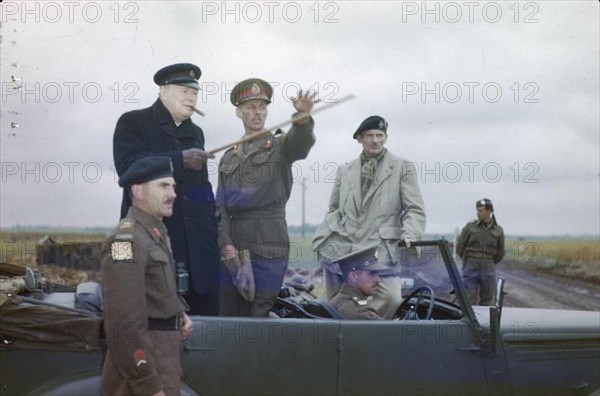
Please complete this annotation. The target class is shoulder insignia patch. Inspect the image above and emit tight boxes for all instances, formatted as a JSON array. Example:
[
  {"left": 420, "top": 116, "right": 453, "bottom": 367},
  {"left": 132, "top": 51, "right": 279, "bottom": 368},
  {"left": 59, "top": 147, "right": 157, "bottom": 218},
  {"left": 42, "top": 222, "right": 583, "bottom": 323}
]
[{"left": 111, "top": 241, "right": 133, "bottom": 262}]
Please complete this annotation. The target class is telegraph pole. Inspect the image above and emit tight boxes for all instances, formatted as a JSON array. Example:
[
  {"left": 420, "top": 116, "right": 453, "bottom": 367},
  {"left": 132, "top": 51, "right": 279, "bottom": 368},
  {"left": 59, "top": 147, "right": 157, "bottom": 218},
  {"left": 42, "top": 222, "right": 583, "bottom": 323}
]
[{"left": 301, "top": 177, "right": 307, "bottom": 238}]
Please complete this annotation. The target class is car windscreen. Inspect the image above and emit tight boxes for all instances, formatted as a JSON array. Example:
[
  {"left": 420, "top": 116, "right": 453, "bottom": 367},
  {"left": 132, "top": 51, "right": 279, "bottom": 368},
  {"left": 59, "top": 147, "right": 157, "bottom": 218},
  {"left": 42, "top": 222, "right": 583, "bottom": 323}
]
[{"left": 398, "top": 243, "right": 458, "bottom": 304}]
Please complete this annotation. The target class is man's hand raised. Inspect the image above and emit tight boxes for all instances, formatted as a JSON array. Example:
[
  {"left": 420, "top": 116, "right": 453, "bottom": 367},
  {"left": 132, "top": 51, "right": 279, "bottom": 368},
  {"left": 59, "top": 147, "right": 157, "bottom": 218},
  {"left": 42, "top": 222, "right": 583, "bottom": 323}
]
[{"left": 290, "top": 89, "right": 318, "bottom": 125}]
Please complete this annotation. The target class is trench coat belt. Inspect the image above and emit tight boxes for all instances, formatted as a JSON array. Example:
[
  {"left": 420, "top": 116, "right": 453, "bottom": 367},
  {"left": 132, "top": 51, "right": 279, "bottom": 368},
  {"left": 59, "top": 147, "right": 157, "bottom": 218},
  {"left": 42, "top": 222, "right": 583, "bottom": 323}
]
[
  {"left": 230, "top": 206, "right": 285, "bottom": 220},
  {"left": 148, "top": 316, "right": 180, "bottom": 331}
]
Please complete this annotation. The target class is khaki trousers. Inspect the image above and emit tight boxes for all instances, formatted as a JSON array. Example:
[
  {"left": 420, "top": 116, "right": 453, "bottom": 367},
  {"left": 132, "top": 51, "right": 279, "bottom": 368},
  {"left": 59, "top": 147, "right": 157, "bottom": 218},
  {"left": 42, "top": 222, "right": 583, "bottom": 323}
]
[{"left": 102, "top": 330, "right": 182, "bottom": 396}]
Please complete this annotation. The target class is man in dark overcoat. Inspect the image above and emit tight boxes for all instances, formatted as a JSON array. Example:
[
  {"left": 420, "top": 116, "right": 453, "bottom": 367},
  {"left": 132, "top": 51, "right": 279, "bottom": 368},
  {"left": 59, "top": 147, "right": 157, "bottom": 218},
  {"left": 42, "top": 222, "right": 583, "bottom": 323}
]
[{"left": 113, "top": 63, "right": 220, "bottom": 315}]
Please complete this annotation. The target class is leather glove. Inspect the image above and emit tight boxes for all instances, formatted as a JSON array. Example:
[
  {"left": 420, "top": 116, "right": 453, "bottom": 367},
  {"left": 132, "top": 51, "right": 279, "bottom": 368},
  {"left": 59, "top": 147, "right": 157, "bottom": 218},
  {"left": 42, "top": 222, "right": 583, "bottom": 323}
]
[
  {"left": 236, "top": 250, "right": 255, "bottom": 302},
  {"left": 182, "top": 148, "right": 215, "bottom": 171},
  {"left": 222, "top": 250, "right": 255, "bottom": 302}
]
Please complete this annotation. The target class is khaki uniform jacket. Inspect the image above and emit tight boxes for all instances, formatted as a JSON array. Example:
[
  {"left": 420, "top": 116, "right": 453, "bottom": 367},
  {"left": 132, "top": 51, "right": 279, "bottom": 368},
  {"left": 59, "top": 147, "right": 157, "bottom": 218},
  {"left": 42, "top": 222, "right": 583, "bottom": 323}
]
[
  {"left": 101, "top": 207, "right": 188, "bottom": 395},
  {"left": 330, "top": 283, "right": 382, "bottom": 320},
  {"left": 216, "top": 119, "right": 315, "bottom": 259},
  {"left": 456, "top": 220, "right": 505, "bottom": 264},
  {"left": 312, "top": 151, "right": 426, "bottom": 274}
]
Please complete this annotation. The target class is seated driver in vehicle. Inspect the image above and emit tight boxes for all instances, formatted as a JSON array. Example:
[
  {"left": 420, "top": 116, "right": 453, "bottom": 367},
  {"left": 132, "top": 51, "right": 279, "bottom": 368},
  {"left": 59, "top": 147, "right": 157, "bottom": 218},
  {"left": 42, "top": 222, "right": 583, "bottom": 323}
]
[{"left": 330, "top": 247, "right": 388, "bottom": 320}]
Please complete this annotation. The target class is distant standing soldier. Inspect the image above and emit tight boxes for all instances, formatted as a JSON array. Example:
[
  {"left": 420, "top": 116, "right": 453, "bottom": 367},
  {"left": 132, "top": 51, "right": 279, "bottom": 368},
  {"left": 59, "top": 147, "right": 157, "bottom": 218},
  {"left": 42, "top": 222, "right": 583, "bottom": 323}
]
[
  {"left": 216, "top": 78, "right": 316, "bottom": 317},
  {"left": 102, "top": 156, "right": 193, "bottom": 396},
  {"left": 456, "top": 198, "right": 505, "bottom": 306}
]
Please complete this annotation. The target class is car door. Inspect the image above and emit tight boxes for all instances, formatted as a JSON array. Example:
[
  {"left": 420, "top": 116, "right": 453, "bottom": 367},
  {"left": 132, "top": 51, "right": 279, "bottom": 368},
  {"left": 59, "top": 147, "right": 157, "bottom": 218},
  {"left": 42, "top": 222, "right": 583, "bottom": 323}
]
[
  {"left": 181, "top": 316, "right": 341, "bottom": 395},
  {"left": 336, "top": 319, "right": 489, "bottom": 395}
]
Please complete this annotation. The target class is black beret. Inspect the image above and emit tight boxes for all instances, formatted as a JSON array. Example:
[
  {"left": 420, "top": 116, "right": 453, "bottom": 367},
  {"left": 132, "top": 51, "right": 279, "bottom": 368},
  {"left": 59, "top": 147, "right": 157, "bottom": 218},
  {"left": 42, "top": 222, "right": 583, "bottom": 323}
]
[
  {"left": 230, "top": 78, "right": 273, "bottom": 106},
  {"left": 476, "top": 198, "right": 494, "bottom": 211},
  {"left": 353, "top": 115, "right": 388, "bottom": 139},
  {"left": 335, "top": 247, "right": 388, "bottom": 277},
  {"left": 118, "top": 156, "right": 174, "bottom": 187},
  {"left": 153, "top": 63, "right": 201, "bottom": 90}
]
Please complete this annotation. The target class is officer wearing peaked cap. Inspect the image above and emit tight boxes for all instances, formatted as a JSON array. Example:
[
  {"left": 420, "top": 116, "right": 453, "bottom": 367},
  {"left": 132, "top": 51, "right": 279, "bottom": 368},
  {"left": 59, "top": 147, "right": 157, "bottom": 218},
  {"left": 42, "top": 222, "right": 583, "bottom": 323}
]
[
  {"left": 456, "top": 198, "right": 505, "bottom": 306},
  {"left": 313, "top": 115, "right": 426, "bottom": 319},
  {"left": 153, "top": 63, "right": 201, "bottom": 90},
  {"left": 229, "top": 78, "right": 274, "bottom": 106},
  {"left": 113, "top": 63, "right": 221, "bottom": 316},
  {"left": 216, "top": 77, "right": 317, "bottom": 317},
  {"left": 102, "top": 155, "right": 193, "bottom": 396},
  {"left": 329, "top": 247, "right": 387, "bottom": 320}
]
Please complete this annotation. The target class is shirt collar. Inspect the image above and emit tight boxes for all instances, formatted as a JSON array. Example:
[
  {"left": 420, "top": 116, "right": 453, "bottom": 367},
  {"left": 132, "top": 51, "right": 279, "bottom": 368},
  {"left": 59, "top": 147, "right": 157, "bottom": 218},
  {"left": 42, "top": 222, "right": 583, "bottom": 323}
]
[
  {"left": 127, "top": 206, "right": 165, "bottom": 242},
  {"left": 341, "top": 282, "right": 369, "bottom": 300},
  {"left": 476, "top": 219, "right": 493, "bottom": 229},
  {"left": 360, "top": 148, "right": 387, "bottom": 163},
  {"left": 153, "top": 98, "right": 190, "bottom": 127}
]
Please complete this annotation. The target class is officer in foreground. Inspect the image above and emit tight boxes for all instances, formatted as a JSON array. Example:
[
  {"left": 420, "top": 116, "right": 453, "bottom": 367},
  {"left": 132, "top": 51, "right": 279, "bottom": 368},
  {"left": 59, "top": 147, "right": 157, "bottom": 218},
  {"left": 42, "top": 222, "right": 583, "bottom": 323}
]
[
  {"left": 330, "top": 247, "right": 388, "bottom": 320},
  {"left": 113, "top": 63, "right": 220, "bottom": 316},
  {"left": 216, "top": 78, "right": 316, "bottom": 317},
  {"left": 456, "top": 198, "right": 505, "bottom": 306},
  {"left": 102, "top": 156, "right": 193, "bottom": 396}
]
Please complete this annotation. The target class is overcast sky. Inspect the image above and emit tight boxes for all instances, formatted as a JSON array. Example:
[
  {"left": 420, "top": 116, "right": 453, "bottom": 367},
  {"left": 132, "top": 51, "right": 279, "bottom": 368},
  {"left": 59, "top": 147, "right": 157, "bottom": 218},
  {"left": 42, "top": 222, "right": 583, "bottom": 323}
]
[{"left": 1, "top": 1, "right": 598, "bottom": 236}]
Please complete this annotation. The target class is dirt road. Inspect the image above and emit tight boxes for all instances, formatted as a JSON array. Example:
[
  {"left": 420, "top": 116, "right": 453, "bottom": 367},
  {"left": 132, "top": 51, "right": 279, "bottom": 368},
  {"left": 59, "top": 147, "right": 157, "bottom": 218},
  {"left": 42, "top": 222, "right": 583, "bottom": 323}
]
[{"left": 497, "top": 261, "right": 600, "bottom": 311}]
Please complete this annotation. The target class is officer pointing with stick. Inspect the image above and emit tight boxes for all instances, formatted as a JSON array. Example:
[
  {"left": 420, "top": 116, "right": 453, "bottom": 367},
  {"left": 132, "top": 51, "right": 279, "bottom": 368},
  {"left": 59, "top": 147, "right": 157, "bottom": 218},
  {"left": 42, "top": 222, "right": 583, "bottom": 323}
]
[{"left": 216, "top": 78, "right": 317, "bottom": 317}]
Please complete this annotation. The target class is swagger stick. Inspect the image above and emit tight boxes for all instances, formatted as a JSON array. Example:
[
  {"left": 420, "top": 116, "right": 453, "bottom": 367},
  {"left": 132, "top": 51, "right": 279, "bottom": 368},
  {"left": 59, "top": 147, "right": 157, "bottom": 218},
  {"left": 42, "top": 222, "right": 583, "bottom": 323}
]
[{"left": 207, "top": 93, "right": 356, "bottom": 155}]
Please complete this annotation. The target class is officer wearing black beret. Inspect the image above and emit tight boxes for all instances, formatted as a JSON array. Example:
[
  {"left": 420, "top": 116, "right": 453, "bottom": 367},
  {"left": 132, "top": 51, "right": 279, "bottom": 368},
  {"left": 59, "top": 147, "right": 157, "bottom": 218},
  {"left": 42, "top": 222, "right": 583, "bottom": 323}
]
[
  {"left": 313, "top": 115, "right": 426, "bottom": 319},
  {"left": 113, "top": 63, "right": 220, "bottom": 316},
  {"left": 456, "top": 198, "right": 505, "bottom": 305},
  {"left": 216, "top": 78, "right": 317, "bottom": 317},
  {"left": 118, "top": 155, "right": 174, "bottom": 187},
  {"left": 102, "top": 155, "right": 193, "bottom": 395},
  {"left": 329, "top": 247, "right": 387, "bottom": 320},
  {"left": 352, "top": 115, "right": 388, "bottom": 139}
]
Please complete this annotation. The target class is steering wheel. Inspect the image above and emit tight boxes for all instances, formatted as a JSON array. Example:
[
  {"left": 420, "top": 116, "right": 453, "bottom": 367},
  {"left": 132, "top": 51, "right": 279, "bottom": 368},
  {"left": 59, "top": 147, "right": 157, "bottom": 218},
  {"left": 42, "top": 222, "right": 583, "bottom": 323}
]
[{"left": 394, "top": 286, "right": 436, "bottom": 320}]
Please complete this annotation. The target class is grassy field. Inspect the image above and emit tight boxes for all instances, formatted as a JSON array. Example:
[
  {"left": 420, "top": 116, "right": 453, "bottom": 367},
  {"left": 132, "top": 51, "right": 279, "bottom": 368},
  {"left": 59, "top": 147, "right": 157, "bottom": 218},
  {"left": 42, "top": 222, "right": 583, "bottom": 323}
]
[
  {"left": 1, "top": 230, "right": 597, "bottom": 285},
  {"left": 504, "top": 238, "right": 599, "bottom": 283}
]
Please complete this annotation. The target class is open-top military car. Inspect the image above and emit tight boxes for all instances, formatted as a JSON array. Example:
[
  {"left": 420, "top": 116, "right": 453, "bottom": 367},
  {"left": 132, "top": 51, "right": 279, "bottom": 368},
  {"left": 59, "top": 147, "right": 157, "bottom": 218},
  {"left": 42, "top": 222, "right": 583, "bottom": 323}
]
[{"left": 1, "top": 240, "right": 599, "bottom": 395}]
